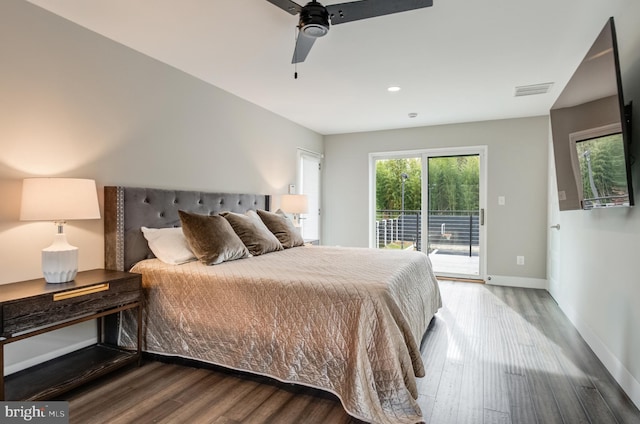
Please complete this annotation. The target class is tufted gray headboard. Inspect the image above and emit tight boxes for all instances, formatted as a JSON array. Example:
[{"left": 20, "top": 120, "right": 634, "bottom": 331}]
[{"left": 104, "top": 186, "right": 270, "bottom": 271}]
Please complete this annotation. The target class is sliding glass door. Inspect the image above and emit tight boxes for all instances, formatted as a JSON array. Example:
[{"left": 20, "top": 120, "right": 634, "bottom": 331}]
[{"left": 371, "top": 147, "right": 486, "bottom": 280}]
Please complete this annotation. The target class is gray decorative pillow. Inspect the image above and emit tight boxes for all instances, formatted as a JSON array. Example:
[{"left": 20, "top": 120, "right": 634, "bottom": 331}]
[
  {"left": 222, "top": 210, "right": 284, "bottom": 256},
  {"left": 256, "top": 209, "right": 305, "bottom": 248},
  {"left": 178, "top": 210, "right": 249, "bottom": 265}
]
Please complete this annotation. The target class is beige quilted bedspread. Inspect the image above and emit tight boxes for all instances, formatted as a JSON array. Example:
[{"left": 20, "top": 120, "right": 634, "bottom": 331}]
[{"left": 120, "top": 246, "right": 441, "bottom": 424}]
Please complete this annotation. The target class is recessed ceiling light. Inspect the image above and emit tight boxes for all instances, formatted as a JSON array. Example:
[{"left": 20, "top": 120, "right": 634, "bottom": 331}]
[{"left": 387, "top": 86, "right": 401, "bottom": 92}]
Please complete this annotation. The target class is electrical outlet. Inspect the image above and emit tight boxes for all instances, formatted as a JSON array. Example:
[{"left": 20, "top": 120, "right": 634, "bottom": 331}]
[{"left": 517, "top": 256, "right": 525, "bottom": 265}]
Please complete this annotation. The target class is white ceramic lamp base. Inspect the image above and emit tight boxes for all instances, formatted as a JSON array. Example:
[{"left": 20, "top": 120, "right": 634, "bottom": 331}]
[{"left": 42, "top": 233, "right": 78, "bottom": 283}]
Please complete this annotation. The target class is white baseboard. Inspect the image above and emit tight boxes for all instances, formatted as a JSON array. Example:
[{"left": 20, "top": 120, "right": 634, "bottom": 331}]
[
  {"left": 486, "top": 275, "right": 548, "bottom": 289},
  {"left": 5, "top": 337, "right": 98, "bottom": 376},
  {"left": 559, "top": 304, "right": 640, "bottom": 411}
]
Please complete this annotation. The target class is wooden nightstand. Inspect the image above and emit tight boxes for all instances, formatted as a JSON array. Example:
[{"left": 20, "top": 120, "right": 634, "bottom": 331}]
[{"left": 0, "top": 269, "right": 142, "bottom": 401}]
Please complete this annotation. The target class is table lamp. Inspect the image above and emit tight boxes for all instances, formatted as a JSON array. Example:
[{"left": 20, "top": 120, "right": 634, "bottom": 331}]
[
  {"left": 280, "top": 194, "right": 308, "bottom": 227},
  {"left": 20, "top": 178, "right": 101, "bottom": 283}
]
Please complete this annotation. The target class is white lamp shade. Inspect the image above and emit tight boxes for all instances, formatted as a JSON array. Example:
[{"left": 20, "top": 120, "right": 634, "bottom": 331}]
[
  {"left": 20, "top": 178, "right": 101, "bottom": 221},
  {"left": 281, "top": 194, "right": 309, "bottom": 214}
]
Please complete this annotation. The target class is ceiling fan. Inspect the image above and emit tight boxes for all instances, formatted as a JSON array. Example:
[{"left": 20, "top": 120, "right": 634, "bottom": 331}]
[{"left": 266, "top": 0, "right": 433, "bottom": 63}]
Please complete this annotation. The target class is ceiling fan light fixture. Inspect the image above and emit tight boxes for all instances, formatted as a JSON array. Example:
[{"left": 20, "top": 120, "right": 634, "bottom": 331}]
[
  {"left": 302, "top": 23, "right": 329, "bottom": 37},
  {"left": 299, "top": 2, "right": 330, "bottom": 38}
]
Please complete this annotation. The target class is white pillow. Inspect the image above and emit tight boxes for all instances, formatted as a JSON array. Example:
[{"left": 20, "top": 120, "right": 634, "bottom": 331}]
[{"left": 141, "top": 227, "right": 196, "bottom": 265}]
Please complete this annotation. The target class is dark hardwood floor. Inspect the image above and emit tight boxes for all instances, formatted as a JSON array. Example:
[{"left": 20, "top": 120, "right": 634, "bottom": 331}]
[{"left": 64, "top": 281, "right": 640, "bottom": 423}]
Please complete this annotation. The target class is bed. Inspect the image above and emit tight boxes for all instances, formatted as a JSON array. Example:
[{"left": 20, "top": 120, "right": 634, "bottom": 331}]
[{"left": 104, "top": 186, "right": 441, "bottom": 424}]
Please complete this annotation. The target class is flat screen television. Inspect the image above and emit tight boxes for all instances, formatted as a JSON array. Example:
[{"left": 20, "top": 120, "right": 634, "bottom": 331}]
[{"left": 550, "top": 17, "right": 633, "bottom": 211}]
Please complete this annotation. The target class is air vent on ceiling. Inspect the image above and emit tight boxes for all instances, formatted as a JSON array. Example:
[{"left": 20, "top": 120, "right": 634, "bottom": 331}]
[{"left": 514, "top": 82, "right": 554, "bottom": 97}]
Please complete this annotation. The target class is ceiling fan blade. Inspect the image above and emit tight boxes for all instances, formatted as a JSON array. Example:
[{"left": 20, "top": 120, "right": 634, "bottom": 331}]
[
  {"left": 326, "top": 0, "right": 433, "bottom": 25},
  {"left": 292, "top": 32, "right": 317, "bottom": 63},
  {"left": 265, "top": 0, "right": 302, "bottom": 15}
]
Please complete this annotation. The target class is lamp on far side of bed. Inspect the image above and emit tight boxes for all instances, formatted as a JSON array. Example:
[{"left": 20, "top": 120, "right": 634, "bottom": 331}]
[
  {"left": 280, "top": 194, "right": 308, "bottom": 227},
  {"left": 20, "top": 178, "right": 101, "bottom": 283}
]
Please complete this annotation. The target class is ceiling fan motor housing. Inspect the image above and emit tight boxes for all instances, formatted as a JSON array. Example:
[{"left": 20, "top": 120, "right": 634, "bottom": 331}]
[{"left": 299, "top": 2, "right": 330, "bottom": 37}]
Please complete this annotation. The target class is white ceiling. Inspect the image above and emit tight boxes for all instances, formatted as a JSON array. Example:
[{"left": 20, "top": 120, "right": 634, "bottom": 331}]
[{"left": 25, "top": 0, "right": 625, "bottom": 135}]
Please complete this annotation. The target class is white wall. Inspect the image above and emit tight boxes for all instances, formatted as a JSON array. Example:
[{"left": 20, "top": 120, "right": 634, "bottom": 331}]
[
  {"left": 323, "top": 116, "right": 549, "bottom": 283},
  {"left": 0, "top": 0, "right": 322, "bottom": 373},
  {"left": 547, "top": 0, "right": 640, "bottom": 408}
]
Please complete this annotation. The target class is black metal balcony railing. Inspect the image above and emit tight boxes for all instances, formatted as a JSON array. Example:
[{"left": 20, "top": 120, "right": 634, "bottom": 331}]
[{"left": 375, "top": 210, "right": 479, "bottom": 256}]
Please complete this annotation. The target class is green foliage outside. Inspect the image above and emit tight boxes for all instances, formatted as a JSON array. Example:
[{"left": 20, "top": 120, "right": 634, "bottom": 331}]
[
  {"left": 376, "top": 158, "right": 422, "bottom": 215},
  {"left": 376, "top": 156, "right": 480, "bottom": 216},
  {"left": 575, "top": 133, "right": 628, "bottom": 202},
  {"left": 427, "top": 156, "right": 479, "bottom": 213}
]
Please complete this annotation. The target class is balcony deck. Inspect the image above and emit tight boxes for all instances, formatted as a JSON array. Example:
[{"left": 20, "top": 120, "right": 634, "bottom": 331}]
[
  {"left": 428, "top": 249, "right": 480, "bottom": 277},
  {"left": 377, "top": 209, "right": 481, "bottom": 278}
]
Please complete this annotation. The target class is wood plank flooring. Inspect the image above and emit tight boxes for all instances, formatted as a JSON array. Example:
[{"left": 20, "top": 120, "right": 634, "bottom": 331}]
[{"left": 64, "top": 281, "right": 640, "bottom": 423}]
